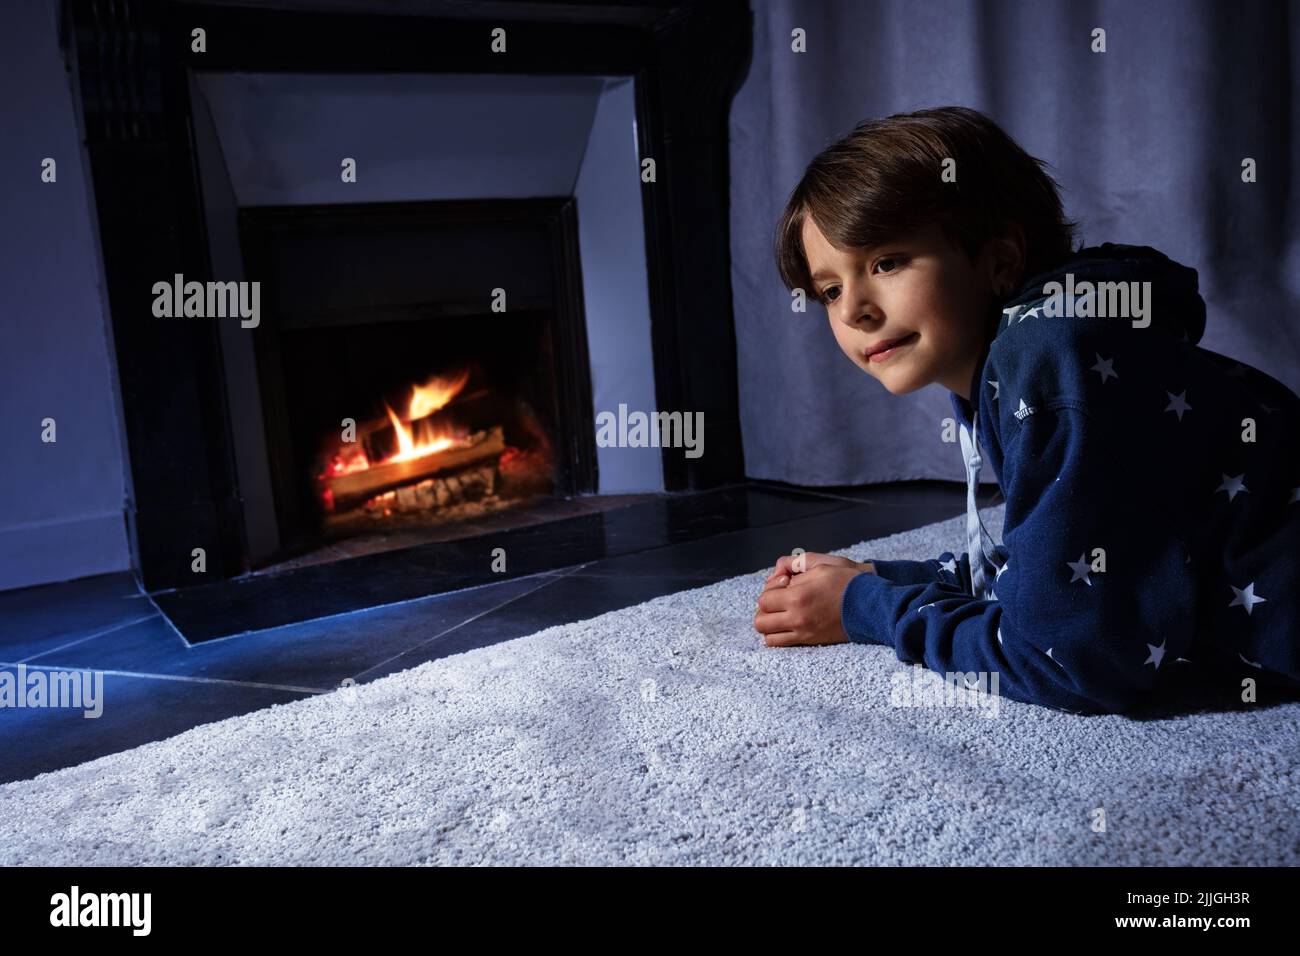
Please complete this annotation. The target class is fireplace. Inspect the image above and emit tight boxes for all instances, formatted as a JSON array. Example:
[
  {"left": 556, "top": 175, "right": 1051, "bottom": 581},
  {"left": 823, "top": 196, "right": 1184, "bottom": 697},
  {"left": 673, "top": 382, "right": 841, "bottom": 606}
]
[
  {"left": 65, "top": 0, "right": 751, "bottom": 592},
  {"left": 237, "top": 199, "right": 597, "bottom": 565}
]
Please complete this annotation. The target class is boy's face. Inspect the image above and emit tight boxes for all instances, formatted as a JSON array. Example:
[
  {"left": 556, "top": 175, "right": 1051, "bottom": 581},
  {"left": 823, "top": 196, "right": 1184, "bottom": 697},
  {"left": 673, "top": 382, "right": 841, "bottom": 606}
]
[{"left": 802, "top": 217, "right": 996, "bottom": 400}]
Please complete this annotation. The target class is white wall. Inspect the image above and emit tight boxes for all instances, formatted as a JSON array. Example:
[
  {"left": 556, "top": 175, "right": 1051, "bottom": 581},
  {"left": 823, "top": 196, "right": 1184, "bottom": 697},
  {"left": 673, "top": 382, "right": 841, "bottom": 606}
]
[
  {"left": 0, "top": 3, "right": 131, "bottom": 591},
  {"left": 573, "top": 78, "right": 661, "bottom": 492}
]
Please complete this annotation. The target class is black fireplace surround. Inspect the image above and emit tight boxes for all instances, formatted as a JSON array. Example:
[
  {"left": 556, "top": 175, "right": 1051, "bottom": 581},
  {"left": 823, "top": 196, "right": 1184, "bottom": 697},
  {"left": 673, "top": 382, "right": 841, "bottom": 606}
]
[{"left": 63, "top": 0, "right": 751, "bottom": 592}]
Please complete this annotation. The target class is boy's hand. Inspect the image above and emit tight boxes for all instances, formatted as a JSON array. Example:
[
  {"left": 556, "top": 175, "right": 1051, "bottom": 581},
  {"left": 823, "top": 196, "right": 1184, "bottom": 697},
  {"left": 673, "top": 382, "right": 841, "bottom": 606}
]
[
  {"left": 753, "top": 563, "right": 871, "bottom": 647},
  {"left": 764, "top": 551, "right": 873, "bottom": 585}
]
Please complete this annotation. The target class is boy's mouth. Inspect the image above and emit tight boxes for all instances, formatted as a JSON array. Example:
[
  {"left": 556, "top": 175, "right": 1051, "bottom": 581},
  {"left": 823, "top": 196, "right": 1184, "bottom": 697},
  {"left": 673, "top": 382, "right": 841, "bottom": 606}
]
[{"left": 865, "top": 332, "right": 918, "bottom": 363}]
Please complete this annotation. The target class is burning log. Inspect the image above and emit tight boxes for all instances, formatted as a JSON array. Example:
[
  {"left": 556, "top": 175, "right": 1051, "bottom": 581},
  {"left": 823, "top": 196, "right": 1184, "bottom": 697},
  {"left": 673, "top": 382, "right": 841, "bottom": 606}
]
[{"left": 323, "top": 425, "right": 505, "bottom": 512}]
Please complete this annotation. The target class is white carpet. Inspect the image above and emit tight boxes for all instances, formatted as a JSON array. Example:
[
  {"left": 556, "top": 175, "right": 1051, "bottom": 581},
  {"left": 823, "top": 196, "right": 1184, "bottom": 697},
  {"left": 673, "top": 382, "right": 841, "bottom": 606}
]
[{"left": 3, "top": 505, "right": 1298, "bottom": 865}]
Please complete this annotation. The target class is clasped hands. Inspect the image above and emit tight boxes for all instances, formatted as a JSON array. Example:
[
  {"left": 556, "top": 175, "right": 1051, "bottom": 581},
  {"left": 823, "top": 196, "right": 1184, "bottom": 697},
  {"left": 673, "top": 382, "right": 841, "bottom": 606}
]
[{"left": 753, "top": 551, "right": 875, "bottom": 647}]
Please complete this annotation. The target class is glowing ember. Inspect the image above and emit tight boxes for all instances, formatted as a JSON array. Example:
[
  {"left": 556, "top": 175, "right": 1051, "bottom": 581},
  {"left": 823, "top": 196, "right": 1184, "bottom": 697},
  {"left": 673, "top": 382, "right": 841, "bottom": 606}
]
[{"left": 324, "top": 450, "right": 371, "bottom": 477}]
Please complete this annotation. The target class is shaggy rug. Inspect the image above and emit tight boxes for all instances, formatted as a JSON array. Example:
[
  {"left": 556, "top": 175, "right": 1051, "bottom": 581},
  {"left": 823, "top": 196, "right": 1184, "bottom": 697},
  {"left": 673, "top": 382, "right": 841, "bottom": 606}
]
[{"left": 2, "top": 505, "right": 1297, "bottom": 865}]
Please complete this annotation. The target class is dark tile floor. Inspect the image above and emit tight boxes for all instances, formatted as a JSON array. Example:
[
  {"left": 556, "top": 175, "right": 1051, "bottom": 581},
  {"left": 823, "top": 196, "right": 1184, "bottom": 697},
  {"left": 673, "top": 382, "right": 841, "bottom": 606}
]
[{"left": 0, "top": 479, "right": 1000, "bottom": 784}]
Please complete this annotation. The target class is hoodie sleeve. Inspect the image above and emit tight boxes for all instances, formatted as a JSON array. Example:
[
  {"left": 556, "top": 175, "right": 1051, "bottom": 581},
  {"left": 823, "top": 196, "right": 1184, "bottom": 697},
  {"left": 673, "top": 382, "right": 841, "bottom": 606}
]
[
  {"left": 864, "top": 551, "right": 999, "bottom": 591},
  {"left": 840, "top": 398, "right": 1195, "bottom": 715}
]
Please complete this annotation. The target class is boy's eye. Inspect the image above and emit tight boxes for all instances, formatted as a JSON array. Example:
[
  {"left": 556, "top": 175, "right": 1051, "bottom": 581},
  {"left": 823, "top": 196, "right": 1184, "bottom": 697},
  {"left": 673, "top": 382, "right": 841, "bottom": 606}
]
[{"left": 818, "top": 255, "right": 905, "bottom": 304}]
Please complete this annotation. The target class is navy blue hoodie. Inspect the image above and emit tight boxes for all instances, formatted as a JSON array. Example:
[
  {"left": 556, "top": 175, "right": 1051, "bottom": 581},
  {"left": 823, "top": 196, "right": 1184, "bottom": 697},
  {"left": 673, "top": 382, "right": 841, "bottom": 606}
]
[{"left": 840, "top": 243, "right": 1300, "bottom": 715}]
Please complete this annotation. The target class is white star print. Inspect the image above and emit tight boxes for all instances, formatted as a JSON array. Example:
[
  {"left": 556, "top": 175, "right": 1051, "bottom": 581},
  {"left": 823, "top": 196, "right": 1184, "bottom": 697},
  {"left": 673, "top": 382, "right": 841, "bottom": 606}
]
[
  {"left": 995, "top": 559, "right": 1009, "bottom": 580},
  {"left": 1066, "top": 554, "right": 1093, "bottom": 585},
  {"left": 1014, "top": 398, "right": 1034, "bottom": 420},
  {"left": 1164, "top": 390, "right": 1192, "bottom": 421},
  {"left": 917, "top": 602, "right": 939, "bottom": 613},
  {"left": 1002, "top": 305, "right": 1023, "bottom": 326},
  {"left": 1216, "top": 473, "right": 1248, "bottom": 502},
  {"left": 1261, "top": 403, "right": 1277, "bottom": 415},
  {"left": 1228, "top": 582, "right": 1266, "bottom": 615},
  {"left": 989, "top": 380, "right": 999, "bottom": 400},
  {"left": 940, "top": 558, "right": 957, "bottom": 574},
  {"left": 1091, "top": 354, "right": 1118, "bottom": 383},
  {"left": 1144, "top": 639, "right": 1167, "bottom": 669},
  {"left": 1017, "top": 305, "right": 1041, "bottom": 323}
]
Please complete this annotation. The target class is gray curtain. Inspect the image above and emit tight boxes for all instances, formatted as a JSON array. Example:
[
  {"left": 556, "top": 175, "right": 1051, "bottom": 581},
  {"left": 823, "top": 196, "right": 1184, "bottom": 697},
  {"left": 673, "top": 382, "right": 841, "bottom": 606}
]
[{"left": 729, "top": 0, "right": 1300, "bottom": 485}]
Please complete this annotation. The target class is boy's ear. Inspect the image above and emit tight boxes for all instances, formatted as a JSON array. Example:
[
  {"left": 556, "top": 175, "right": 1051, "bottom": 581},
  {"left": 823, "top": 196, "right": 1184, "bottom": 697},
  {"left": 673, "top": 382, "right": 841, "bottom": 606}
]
[{"left": 986, "top": 223, "right": 1026, "bottom": 297}]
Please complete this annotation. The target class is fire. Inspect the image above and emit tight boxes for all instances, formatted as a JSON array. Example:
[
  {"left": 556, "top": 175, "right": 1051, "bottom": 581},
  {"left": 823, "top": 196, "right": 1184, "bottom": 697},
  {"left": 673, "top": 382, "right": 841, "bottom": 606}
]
[
  {"left": 383, "top": 401, "right": 460, "bottom": 461},
  {"left": 383, "top": 367, "right": 472, "bottom": 462},
  {"left": 320, "top": 367, "right": 473, "bottom": 482},
  {"left": 409, "top": 369, "right": 469, "bottom": 419}
]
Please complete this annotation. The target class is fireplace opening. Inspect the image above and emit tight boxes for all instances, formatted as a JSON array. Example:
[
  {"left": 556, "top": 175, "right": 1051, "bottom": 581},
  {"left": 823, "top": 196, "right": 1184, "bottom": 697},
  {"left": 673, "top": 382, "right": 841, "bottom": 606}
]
[
  {"left": 236, "top": 199, "right": 601, "bottom": 571},
  {"left": 292, "top": 334, "right": 557, "bottom": 542}
]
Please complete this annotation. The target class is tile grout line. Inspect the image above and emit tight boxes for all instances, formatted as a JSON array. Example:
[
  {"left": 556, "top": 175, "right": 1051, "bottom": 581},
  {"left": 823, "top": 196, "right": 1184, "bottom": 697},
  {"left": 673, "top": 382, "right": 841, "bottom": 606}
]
[
  {"left": 165, "top": 564, "right": 594, "bottom": 650},
  {"left": 0, "top": 660, "right": 326, "bottom": 696},
  {"left": 348, "top": 564, "right": 588, "bottom": 684},
  {"left": 14, "top": 613, "right": 162, "bottom": 664}
]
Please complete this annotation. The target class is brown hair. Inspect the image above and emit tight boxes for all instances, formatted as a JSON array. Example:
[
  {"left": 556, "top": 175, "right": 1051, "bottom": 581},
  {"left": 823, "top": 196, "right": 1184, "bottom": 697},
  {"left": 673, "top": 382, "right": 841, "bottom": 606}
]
[{"left": 774, "top": 106, "right": 1077, "bottom": 302}]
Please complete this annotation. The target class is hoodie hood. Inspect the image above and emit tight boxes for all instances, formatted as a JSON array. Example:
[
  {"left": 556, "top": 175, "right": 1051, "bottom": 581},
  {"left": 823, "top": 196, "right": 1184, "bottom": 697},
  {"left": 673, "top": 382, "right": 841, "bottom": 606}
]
[
  {"left": 959, "top": 243, "right": 1208, "bottom": 415},
  {"left": 996, "top": 242, "right": 1207, "bottom": 346}
]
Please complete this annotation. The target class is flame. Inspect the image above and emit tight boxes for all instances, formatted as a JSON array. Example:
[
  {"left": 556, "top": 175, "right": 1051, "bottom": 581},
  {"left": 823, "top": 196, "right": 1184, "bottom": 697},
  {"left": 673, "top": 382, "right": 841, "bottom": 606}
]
[
  {"left": 382, "top": 401, "right": 456, "bottom": 461},
  {"left": 380, "top": 368, "right": 472, "bottom": 463},
  {"left": 409, "top": 368, "right": 470, "bottom": 419}
]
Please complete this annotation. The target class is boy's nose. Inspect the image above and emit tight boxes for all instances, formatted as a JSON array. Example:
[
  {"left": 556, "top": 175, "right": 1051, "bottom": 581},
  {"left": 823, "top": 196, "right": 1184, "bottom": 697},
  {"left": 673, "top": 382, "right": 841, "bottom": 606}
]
[{"left": 837, "top": 300, "right": 881, "bottom": 329}]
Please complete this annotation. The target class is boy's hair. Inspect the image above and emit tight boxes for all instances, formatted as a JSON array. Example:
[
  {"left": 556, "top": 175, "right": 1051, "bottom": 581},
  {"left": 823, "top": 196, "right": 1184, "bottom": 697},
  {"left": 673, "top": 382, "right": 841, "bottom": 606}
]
[{"left": 775, "top": 106, "right": 1078, "bottom": 300}]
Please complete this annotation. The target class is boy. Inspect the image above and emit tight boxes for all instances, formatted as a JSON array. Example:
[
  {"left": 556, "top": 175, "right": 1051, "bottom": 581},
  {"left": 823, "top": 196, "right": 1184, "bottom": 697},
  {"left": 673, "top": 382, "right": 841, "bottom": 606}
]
[{"left": 753, "top": 106, "right": 1299, "bottom": 716}]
